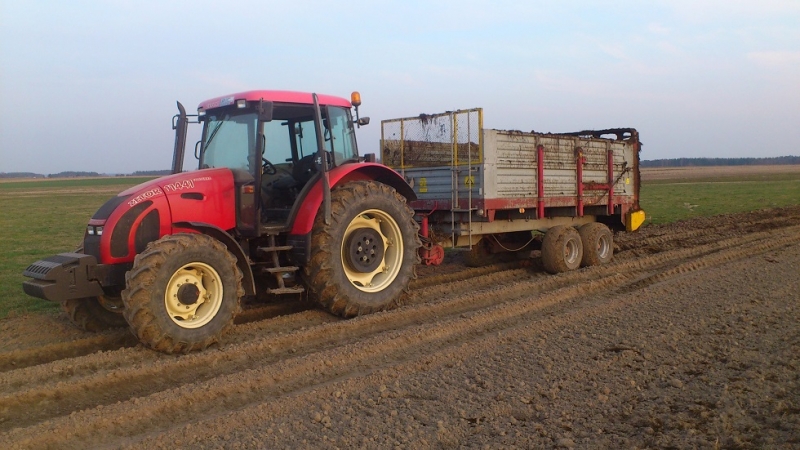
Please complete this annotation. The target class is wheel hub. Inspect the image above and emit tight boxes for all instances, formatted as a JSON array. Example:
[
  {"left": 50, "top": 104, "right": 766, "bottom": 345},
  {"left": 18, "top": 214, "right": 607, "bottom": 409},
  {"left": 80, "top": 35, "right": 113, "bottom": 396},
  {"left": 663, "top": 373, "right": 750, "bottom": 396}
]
[
  {"left": 177, "top": 283, "right": 200, "bottom": 305},
  {"left": 564, "top": 240, "right": 580, "bottom": 264},
  {"left": 345, "top": 228, "right": 385, "bottom": 273},
  {"left": 164, "top": 264, "right": 223, "bottom": 328},
  {"left": 341, "top": 211, "right": 403, "bottom": 292}
]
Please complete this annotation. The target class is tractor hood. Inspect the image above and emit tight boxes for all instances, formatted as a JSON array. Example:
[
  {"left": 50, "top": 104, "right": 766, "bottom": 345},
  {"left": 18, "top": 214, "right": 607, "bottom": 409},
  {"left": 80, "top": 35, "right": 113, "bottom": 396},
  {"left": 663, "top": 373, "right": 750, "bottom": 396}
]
[
  {"left": 86, "top": 168, "right": 238, "bottom": 265},
  {"left": 118, "top": 168, "right": 232, "bottom": 199}
]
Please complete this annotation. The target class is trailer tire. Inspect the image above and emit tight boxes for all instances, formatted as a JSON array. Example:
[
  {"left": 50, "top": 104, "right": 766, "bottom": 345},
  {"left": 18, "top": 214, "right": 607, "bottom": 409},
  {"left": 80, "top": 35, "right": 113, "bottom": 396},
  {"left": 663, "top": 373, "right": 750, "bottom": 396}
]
[
  {"left": 305, "top": 181, "right": 420, "bottom": 317},
  {"left": 62, "top": 296, "right": 127, "bottom": 332},
  {"left": 541, "top": 225, "right": 583, "bottom": 274},
  {"left": 122, "top": 233, "right": 243, "bottom": 354},
  {"left": 579, "top": 222, "right": 613, "bottom": 267}
]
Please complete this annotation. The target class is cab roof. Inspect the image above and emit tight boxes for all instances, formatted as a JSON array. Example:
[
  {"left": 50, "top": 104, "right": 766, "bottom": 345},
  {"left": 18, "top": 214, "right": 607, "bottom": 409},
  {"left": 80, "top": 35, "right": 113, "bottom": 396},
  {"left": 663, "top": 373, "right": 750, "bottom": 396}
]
[{"left": 198, "top": 90, "right": 351, "bottom": 111}]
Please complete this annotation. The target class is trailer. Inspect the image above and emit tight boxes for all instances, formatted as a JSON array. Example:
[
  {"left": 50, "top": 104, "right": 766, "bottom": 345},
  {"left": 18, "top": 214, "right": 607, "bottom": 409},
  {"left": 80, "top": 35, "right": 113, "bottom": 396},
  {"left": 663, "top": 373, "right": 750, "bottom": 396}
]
[{"left": 381, "top": 108, "right": 645, "bottom": 271}]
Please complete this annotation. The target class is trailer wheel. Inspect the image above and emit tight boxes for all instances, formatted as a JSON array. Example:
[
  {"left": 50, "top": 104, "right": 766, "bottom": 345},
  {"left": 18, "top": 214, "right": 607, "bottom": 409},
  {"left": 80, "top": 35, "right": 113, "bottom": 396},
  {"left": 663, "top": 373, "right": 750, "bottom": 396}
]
[
  {"left": 62, "top": 296, "right": 127, "bottom": 332},
  {"left": 541, "top": 225, "right": 583, "bottom": 274},
  {"left": 122, "top": 233, "right": 243, "bottom": 353},
  {"left": 305, "top": 181, "right": 420, "bottom": 317},
  {"left": 579, "top": 222, "right": 613, "bottom": 267}
]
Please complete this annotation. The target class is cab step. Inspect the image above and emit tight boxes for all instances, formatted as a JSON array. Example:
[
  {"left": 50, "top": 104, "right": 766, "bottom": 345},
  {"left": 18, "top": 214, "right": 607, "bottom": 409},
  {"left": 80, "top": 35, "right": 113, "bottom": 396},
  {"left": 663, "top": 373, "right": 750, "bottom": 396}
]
[
  {"left": 256, "top": 245, "right": 293, "bottom": 254},
  {"left": 267, "top": 286, "right": 305, "bottom": 295},
  {"left": 263, "top": 266, "right": 299, "bottom": 274}
]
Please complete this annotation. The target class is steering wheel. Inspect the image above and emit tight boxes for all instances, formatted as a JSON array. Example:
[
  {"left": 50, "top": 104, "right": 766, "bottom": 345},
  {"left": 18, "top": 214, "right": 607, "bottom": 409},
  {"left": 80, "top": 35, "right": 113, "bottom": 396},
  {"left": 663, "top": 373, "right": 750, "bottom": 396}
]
[{"left": 262, "top": 157, "right": 277, "bottom": 175}]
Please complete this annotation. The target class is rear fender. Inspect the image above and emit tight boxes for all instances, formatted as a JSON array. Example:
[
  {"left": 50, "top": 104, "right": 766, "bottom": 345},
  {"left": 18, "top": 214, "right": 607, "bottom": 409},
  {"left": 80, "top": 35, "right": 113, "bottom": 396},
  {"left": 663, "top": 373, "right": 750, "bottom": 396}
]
[{"left": 290, "top": 163, "right": 415, "bottom": 235}]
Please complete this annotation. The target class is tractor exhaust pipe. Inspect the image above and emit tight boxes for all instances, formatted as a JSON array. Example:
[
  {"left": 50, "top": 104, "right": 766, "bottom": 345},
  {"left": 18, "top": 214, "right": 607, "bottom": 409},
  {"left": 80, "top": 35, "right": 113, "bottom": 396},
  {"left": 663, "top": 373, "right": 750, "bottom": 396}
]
[{"left": 171, "top": 101, "right": 188, "bottom": 174}]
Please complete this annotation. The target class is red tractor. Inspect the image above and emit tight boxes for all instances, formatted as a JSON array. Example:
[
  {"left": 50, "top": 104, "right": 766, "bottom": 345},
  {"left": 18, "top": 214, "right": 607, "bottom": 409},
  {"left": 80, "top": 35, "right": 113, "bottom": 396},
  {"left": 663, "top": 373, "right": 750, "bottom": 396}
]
[{"left": 23, "top": 91, "right": 421, "bottom": 353}]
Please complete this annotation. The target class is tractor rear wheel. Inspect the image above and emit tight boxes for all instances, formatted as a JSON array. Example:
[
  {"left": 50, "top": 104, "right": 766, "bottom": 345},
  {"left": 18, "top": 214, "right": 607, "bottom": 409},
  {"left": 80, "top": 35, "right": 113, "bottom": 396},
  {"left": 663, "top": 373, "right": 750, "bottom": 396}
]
[
  {"left": 122, "top": 233, "right": 243, "bottom": 353},
  {"left": 541, "top": 225, "right": 583, "bottom": 274},
  {"left": 304, "top": 181, "right": 420, "bottom": 317},
  {"left": 62, "top": 295, "right": 126, "bottom": 332},
  {"left": 578, "top": 222, "right": 613, "bottom": 267}
]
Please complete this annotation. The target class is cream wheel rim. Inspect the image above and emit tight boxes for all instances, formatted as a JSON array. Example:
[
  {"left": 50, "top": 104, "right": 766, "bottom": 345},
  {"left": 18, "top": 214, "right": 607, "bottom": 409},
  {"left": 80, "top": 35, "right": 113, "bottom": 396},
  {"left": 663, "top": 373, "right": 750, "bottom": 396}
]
[
  {"left": 164, "top": 262, "right": 223, "bottom": 328},
  {"left": 341, "top": 209, "right": 404, "bottom": 292}
]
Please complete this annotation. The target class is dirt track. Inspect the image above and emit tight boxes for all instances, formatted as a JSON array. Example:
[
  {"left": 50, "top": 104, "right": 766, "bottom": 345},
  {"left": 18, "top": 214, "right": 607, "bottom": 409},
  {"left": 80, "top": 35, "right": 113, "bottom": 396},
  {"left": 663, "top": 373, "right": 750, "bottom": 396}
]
[{"left": 2, "top": 206, "right": 799, "bottom": 449}]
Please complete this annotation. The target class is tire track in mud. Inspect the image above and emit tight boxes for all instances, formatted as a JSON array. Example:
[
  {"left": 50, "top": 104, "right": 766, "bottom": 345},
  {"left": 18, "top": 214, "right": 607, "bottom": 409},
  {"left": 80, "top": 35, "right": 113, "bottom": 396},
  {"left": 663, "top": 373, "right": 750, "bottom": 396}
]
[
  {"left": 137, "top": 263, "right": 710, "bottom": 448},
  {"left": 0, "top": 300, "right": 320, "bottom": 373},
  {"left": 4, "top": 207, "right": 796, "bottom": 374},
  {"left": 0, "top": 332, "right": 137, "bottom": 373},
  {"left": 4, "top": 222, "right": 792, "bottom": 426},
  {"left": 137, "top": 235, "right": 800, "bottom": 448},
  {"left": 3, "top": 224, "right": 800, "bottom": 447},
  {"left": 615, "top": 206, "right": 800, "bottom": 253},
  {"left": 0, "top": 216, "right": 794, "bottom": 380},
  {"left": 0, "top": 261, "right": 582, "bottom": 430},
  {"left": 1, "top": 273, "right": 633, "bottom": 448},
  {"left": 0, "top": 259, "right": 537, "bottom": 399},
  {"left": 0, "top": 262, "right": 535, "bottom": 380}
]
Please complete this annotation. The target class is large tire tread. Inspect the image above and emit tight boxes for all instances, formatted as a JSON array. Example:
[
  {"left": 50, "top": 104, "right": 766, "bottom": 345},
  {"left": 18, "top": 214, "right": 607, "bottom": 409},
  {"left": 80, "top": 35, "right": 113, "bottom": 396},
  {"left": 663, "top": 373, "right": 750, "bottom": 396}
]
[
  {"left": 579, "top": 222, "right": 614, "bottom": 267},
  {"left": 541, "top": 225, "right": 583, "bottom": 274},
  {"left": 122, "top": 233, "right": 243, "bottom": 354},
  {"left": 304, "top": 181, "right": 420, "bottom": 318}
]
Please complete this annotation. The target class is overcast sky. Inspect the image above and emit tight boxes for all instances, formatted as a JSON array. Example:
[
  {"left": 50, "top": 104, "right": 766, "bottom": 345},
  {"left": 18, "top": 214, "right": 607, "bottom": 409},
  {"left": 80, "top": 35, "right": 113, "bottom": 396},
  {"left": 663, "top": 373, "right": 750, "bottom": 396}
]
[{"left": 1, "top": 0, "right": 798, "bottom": 174}]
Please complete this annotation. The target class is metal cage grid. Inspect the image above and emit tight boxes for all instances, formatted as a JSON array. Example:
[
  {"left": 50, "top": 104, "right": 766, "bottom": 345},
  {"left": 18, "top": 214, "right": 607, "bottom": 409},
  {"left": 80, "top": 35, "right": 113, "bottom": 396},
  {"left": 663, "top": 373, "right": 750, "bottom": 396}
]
[{"left": 380, "top": 108, "right": 483, "bottom": 172}]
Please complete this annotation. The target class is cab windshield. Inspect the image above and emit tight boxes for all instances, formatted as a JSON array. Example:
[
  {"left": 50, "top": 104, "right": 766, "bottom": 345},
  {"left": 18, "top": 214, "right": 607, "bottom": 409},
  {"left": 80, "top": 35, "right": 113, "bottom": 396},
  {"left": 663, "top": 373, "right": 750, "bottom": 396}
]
[
  {"left": 199, "top": 105, "right": 358, "bottom": 173},
  {"left": 200, "top": 112, "right": 259, "bottom": 172}
]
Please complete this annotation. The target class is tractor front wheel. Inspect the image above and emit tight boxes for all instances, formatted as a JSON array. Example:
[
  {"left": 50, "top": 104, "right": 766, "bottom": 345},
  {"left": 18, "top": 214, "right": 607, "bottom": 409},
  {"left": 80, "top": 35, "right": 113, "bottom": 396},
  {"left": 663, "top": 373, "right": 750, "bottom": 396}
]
[
  {"left": 305, "top": 181, "right": 420, "bottom": 317},
  {"left": 122, "top": 233, "right": 243, "bottom": 353}
]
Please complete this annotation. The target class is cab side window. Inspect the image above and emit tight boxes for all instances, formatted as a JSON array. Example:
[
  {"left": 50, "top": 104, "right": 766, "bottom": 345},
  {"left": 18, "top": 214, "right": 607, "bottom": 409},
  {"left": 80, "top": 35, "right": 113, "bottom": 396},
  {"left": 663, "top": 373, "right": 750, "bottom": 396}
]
[{"left": 326, "top": 107, "right": 357, "bottom": 165}]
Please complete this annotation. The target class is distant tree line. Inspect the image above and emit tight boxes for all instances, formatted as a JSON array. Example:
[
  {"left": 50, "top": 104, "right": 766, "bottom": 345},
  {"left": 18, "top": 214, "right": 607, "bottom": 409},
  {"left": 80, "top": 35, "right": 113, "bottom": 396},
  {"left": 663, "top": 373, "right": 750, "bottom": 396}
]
[
  {"left": 641, "top": 156, "right": 800, "bottom": 168},
  {"left": 47, "top": 171, "right": 101, "bottom": 178},
  {"left": 0, "top": 170, "right": 171, "bottom": 179},
  {"left": 130, "top": 170, "right": 171, "bottom": 176},
  {"left": 0, "top": 172, "right": 46, "bottom": 178}
]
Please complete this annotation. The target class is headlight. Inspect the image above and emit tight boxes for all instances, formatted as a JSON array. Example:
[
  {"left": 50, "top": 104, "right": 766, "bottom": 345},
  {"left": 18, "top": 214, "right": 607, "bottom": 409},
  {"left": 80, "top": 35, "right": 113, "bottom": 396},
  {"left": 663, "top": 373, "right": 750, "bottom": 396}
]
[{"left": 87, "top": 225, "right": 104, "bottom": 236}]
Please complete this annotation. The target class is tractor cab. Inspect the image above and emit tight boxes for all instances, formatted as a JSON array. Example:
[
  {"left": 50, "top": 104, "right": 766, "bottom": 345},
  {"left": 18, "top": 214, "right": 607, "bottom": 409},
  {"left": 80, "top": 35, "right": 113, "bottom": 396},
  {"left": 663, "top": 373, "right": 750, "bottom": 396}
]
[{"left": 174, "top": 91, "right": 367, "bottom": 234}]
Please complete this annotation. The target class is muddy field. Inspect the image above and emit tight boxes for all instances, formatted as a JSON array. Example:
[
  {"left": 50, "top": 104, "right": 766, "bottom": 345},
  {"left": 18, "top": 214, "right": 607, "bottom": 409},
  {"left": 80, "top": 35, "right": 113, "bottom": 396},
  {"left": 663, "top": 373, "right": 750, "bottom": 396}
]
[{"left": 2, "top": 206, "right": 799, "bottom": 449}]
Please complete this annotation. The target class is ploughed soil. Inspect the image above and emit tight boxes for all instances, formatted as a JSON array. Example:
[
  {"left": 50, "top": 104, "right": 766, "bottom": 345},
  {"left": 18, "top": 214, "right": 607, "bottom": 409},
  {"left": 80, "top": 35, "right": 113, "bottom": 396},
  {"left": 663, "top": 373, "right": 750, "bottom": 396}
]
[{"left": 1, "top": 206, "right": 799, "bottom": 449}]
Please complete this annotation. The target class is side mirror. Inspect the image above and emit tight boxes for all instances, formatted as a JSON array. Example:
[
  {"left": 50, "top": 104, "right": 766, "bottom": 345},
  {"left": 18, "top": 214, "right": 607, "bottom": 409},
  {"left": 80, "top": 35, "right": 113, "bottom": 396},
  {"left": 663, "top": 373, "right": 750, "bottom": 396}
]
[
  {"left": 258, "top": 100, "right": 274, "bottom": 122},
  {"left": 357, "top": 117, "right": 370, "bottom": 126}
]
